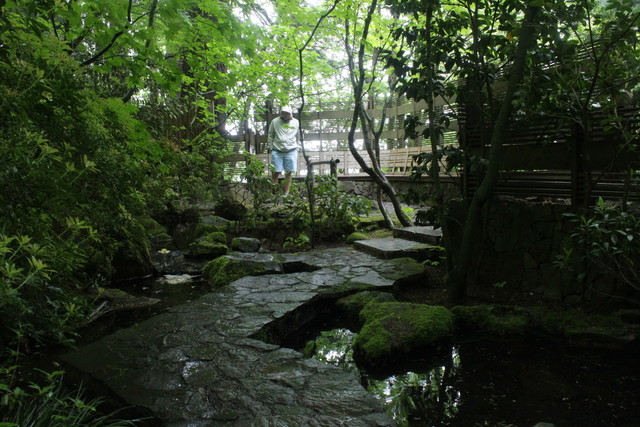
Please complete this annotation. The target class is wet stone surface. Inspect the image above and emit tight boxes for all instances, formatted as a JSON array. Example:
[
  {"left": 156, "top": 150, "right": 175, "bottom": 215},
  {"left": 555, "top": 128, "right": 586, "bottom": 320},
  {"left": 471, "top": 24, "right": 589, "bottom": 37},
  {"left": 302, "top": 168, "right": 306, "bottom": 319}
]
[{"left": 61, "top": 247, "right": 422, "bottom": 426}]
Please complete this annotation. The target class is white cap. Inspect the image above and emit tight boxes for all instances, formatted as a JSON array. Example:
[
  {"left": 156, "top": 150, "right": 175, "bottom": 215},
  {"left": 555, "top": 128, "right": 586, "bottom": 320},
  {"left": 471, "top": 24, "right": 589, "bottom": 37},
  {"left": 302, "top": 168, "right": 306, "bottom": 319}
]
[{"left": 280, "top": 106, "right": 293, "bottom": 114}]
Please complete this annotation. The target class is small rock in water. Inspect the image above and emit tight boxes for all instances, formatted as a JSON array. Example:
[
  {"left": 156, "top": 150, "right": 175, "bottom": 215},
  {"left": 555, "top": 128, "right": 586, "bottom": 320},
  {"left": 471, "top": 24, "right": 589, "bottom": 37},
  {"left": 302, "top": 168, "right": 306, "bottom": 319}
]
[{"left": 158, "top": 274, "right": 195, "bottom": 285}]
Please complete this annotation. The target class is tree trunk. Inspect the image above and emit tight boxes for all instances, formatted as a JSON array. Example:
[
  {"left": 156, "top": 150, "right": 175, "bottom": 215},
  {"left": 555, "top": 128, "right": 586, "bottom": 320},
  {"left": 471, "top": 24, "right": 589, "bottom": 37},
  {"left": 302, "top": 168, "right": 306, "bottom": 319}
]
[
  {"left": 344, "top": 0, "right": 412, "bottom": 227},
  {"left": 448, "top": 4, "right": 540, "bottom": 304}
]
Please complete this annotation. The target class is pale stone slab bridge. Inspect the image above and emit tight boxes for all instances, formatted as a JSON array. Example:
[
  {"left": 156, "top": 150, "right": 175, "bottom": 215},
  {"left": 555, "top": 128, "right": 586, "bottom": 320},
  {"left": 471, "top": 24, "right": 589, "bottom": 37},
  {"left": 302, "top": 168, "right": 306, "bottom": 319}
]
[{"left": 61, "top": 243, "right": 431, "bottom": 426}]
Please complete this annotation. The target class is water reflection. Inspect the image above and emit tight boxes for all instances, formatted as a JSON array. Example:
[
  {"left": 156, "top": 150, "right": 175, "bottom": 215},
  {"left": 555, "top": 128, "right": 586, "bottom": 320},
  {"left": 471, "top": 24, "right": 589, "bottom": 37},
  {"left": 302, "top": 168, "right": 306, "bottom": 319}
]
[
  {"left": 363, "top": 347, "right": 462, "bottom": 426},
  {"left": 306, "top": 329, "right": 462, "bottom": 426},
  {"left": 305, "top": 328, "right": 358, "bottom": 374},
  {"left": 305, "top": 329, "right": 639, "bottom": 426}
]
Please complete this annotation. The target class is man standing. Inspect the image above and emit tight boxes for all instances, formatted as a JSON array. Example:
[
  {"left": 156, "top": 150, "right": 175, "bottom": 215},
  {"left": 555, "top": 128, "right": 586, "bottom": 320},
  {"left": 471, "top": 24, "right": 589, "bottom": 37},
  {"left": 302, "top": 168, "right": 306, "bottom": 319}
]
[{"left": 267, "top": 106, "right": 301, "bottom": 196}]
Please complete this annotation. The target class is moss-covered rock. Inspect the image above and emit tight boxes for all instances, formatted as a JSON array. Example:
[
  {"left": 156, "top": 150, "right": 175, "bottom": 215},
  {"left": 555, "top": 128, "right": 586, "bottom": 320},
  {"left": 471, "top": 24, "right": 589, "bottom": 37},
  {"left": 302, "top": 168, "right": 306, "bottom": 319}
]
[
  {"left": 378, "top": 257, "right": 426, "bottom": 281},
  {"left": 111, "top": 240, "right": 154, "bottom": 281},
  {"left": 138, "top": 216, "right": 167, "bottom": 237},
  {"left": 205, "top": 231, "right": 227, "bottom": 244},
  {"left": 149, "top": 232, "right": 174, "bottom": 250},
  {"left": 215, "top": 197, "right": 248, "bottom": 221},
  {"left": 231, "top": 237, "right": 261, "bottom": 253},
  {"left": 355, "top": 215, "right": 390, "bottom": 231},
  {"left": 88, "top": 287, "right": 159, "bottom": 318},
  {"left": 452, "top": 305, "right": 530, "bottom": 336},
  {"left": 188, "top": 233, "right": 229, "bottom": 259},
  {"left": 336, "top": 291, "right": 397, "bottom": 326},
  {"left": 532, "top": 308, "right": 630, "bottom": 340},
  {"left": 337, "top": 291, "right": 397, "bottom": 314},
  {"left": 171, "top": 223, "right": 198, "bottom": 251},
  {"left": 452, "top": 305, "right": 636, "bottom": 345},
  {"left": 194, "top": 215, "right": 233, "bottom": 238},
  {"left": 346, "top": 232, "right": 369, "bottom": 244},
  {"left": 202, "top": 256, "right": 267, "bottom": 288},
  {"left": 353, "top": 303, "right": 454, "bottom": 367}
]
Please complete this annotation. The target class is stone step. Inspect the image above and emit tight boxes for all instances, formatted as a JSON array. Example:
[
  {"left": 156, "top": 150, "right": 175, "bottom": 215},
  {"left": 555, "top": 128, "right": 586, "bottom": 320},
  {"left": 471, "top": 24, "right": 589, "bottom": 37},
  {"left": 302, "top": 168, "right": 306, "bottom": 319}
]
[
  {"left": 353, "top": 237, "right": 441, "bottom": 262},
  {"left": 392, "top": 226, "right": 442, "bottom": 245}
]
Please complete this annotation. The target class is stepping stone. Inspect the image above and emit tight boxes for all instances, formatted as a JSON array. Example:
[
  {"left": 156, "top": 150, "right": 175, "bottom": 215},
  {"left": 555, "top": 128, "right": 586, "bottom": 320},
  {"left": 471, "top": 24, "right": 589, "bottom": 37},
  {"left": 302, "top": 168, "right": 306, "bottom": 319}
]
[
  {"left": 353, "top": 238, "right": 439, "bottom": 261},
  {"left": 393, "top": 225, "right": 442, "bottom": 245}
]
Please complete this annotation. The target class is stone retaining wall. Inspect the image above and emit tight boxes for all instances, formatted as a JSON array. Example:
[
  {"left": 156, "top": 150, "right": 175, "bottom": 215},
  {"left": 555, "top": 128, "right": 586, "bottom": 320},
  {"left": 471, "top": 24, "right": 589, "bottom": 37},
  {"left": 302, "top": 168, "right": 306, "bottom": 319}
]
[
  {"left": 448, "top": 197, "right": 637, "bottom": 310},
  {"left": 339, "top": 178, "right": 462, "bottom": 202}
]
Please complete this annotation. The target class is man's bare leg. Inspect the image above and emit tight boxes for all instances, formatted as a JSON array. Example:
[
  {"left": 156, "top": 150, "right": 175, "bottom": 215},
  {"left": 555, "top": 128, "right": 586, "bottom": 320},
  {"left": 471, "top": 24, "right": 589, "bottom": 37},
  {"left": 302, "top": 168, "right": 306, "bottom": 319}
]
[
  {"left": 282, "top": 171, "right": 293, "bottom": 195},
  {"left": 271, "top": 171, "right": 281, "bottom": 194}
]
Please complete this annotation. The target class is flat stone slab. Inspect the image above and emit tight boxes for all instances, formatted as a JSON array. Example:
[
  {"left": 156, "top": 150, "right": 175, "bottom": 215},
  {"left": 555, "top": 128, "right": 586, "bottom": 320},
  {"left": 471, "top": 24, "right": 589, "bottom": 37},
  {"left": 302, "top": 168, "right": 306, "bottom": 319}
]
[
  {"left": 393, "top": 226, "right": 442, "bottom": 245},
  {"left": 60, "top": 247, "right": 423, "bottom": 425},
  {"left": 353, "top": 237, "right": 439, "bottom": 261}
]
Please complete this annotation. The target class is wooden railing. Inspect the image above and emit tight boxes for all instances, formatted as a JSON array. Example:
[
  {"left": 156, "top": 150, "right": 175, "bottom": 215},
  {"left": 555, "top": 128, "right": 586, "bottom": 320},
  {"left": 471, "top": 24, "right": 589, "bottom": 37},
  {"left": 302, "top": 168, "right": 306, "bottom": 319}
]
[{"left": 254, "top": 146, "right": 430, "bottom": 177}]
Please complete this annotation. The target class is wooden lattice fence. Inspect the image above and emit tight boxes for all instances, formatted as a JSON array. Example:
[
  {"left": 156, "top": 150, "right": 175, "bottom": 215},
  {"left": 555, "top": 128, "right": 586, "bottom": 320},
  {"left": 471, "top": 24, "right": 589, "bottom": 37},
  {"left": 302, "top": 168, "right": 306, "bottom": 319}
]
[{"left": 461, "top": 105, "right": 640, "bottom": 203}]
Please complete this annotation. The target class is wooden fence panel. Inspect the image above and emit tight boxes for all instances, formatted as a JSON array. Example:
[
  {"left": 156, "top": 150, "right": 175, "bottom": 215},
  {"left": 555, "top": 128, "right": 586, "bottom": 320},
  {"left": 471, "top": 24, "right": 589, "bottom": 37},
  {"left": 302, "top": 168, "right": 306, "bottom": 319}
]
[{"left": 462, "top": 106, "right": 640, "bottom": 202}]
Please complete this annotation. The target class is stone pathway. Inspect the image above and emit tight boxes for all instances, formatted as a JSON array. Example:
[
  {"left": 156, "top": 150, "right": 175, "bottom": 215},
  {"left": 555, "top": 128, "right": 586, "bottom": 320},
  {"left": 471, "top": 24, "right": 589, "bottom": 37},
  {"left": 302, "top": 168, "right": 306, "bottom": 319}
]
[{"left": 61, "top": 247, "right": 425, "bottom": 426}]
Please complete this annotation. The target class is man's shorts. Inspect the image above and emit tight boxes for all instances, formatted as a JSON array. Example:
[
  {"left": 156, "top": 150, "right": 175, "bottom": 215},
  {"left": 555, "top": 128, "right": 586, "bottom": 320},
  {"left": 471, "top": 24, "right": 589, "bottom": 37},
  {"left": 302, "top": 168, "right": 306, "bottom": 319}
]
[{"left": 270, "top": 149, "right": 298, "bottom": 173}]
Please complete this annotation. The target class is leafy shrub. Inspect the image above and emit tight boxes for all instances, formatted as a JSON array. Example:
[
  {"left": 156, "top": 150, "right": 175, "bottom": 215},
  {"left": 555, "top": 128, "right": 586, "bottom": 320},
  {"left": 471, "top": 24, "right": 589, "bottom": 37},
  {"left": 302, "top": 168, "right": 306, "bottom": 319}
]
[
  {"left": 0, "top": 368, "right": 137, "bottom": 426},
  {"left": 239, "top": 154, "right": 275, "bottom": 210},
  {"left": 311, "top": 176, "right": 372, "bottom": 237},
  {"left": 0, "top": 20, "right": 167, "bottom": 346},
  {"left": 146, "top": 133, "right": 230, "bottom": 212},
  {"left": 558, "top": 198, "right": 640, "bottom": 294},
  {"left": 0, "top": 231, "right": 93, "bottom": 347},
  {"left": 283, "top": 233, "right": 311, "bottom": 249}
]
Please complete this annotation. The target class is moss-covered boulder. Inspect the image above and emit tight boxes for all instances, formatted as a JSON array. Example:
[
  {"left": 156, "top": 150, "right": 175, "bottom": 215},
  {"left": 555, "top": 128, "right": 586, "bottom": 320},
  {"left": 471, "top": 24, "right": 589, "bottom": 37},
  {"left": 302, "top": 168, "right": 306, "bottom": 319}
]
[
  {"left": 452, "top": 305, "right": 530, "bottom": 336},
  {"left": 111, "top": 240, "right": 154, "bottom": 281},
  {"left": 215, "top": 197, "right": 248, "bottom": 221},
  {"left": 336, "top": 291, "right": 396, "bottom": 325},
  {"left": 205, "top": 231, "right": 227, "bottom": 244},
  {"left": 346, "top": 232, "right": 368, "bottom": 244},
  {"left": 188, "top": 232, "right": 229, "bottom": 259},
  {"left": 138, "top": 216, "right": 167, "bottom": 236},
  {"left": 202, "top": 256, "right": 268, "bottom": 288},
  {"left": 231, "top": 237, "right": 261, "bottom": 253},
  {"left": 378, "top": 257, "right": 426, "bottom": 281},
  {"left": 355, "top": 215, "right": 390, "bottom": 231},
  {"left": 453, "top": 305, "right": 636, "bottom": 346},
  {"left": 194, "top": 215, "right": 233, "bottom": 238},
  {"left": 149, "top": 232, "right": 174, "bottom": 250},
  {"left": 87, "top": 287, "right": 159, "bottom": 322},
  {"left": 353, "top": 302, "right": 454, "bottom": 367},
  {"left": 139, "top": 216, "right": 175, "bottom": 250},
  {"left": 171, "top": 223, "right": 198, "bottom": 251}
]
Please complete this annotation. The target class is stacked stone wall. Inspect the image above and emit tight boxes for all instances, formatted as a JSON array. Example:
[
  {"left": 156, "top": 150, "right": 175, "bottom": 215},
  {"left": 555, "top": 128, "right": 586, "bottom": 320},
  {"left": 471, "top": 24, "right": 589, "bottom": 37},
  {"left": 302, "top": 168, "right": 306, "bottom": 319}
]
[
  {"left": 339, "top": 179, "right": 462, "bottom": 202},
  {"left": 448, "top": 197, "right": 639, "bottom": 309},
  {"left": 455, "top": 198, "right": 576, "bottom": 300}
]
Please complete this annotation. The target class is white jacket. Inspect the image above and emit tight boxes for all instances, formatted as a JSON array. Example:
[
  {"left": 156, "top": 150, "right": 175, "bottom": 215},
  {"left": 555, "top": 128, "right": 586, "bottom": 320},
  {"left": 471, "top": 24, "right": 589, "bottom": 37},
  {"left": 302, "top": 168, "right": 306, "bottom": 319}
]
[{"left": 267, "top": 117, "right": 300, "bottom": 152}]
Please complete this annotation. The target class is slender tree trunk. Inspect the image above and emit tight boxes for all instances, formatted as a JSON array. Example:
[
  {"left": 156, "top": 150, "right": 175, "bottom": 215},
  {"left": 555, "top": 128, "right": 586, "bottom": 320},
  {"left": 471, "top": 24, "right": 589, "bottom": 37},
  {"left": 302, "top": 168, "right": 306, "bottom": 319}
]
[
  {"left": 345, "top": 0, "right": 412, "bottom": 227},
  {"left": 377, "top": 187, "right": 394, "bottom": 228},
  {"left": 295, "top": 0, "right": 341, "bottom": 247},
  {"left": 448, "top": 3, "right": 540, "bottom": 304}
]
